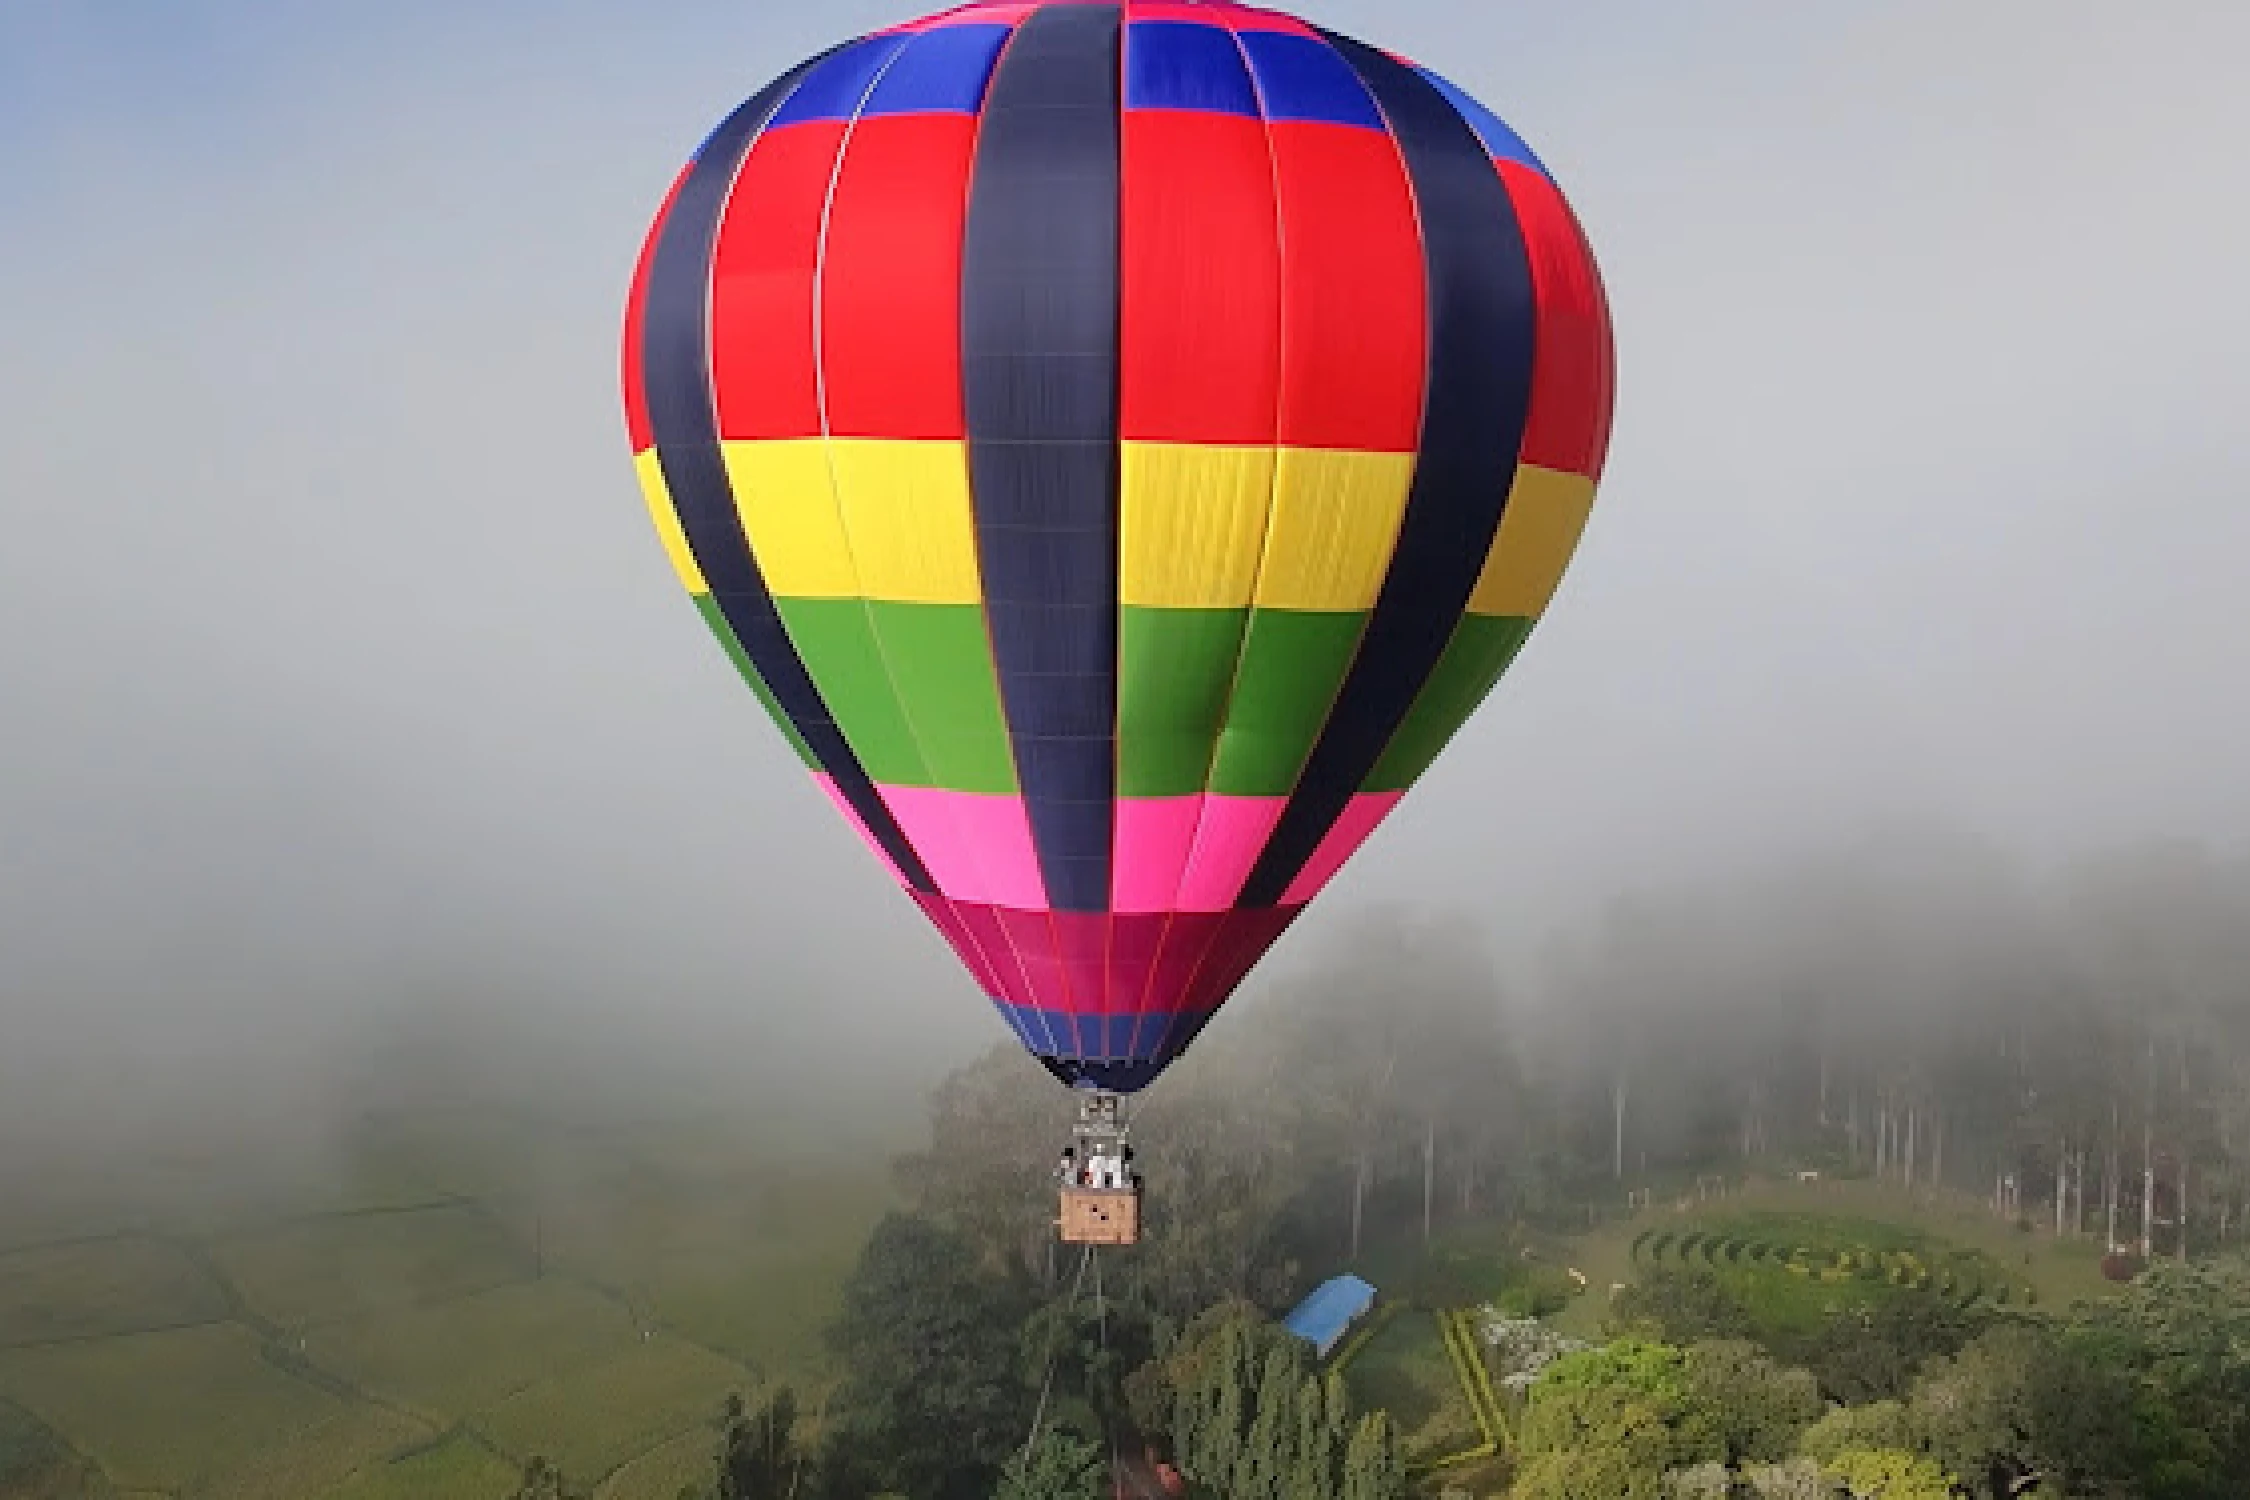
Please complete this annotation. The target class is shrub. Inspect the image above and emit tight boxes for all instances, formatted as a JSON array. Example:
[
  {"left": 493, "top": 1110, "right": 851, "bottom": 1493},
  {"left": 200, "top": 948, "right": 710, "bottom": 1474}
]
[{"left": 2099, "top": 1251, "right": 2144, "bottom": 1283}]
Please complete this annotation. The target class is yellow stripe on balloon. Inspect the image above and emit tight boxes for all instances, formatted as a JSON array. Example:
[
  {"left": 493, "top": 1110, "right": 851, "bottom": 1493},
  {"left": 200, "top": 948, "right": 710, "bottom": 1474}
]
[
  {"left": 723, "top": 439, "right": 855, "bottom": 598},
  {"left": 724, "top": 439, "right": 985, "bottom": 605},
  {"left": 1466, "top": 463, "right": 1597, "bottom": 618},
  {"left": 634, "top": 448, "right": 709, "bottom": 596},
  {"left": 1119, "top": 442, "right": 1276, "bottom": 610},
  {"left": 827, "top": 439, "right": 984, "bottom": 605},
  {"left": 1254, "top": 448, "right": 1416, "bottom": 612}
]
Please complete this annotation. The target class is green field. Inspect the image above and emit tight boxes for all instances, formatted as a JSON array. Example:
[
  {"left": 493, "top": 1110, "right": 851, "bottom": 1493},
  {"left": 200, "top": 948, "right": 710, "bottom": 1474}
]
[
  {"left": 0, "top": 1101, "right": 900, "bottom": 1500},
  {"left": 0, "top": 1396, "right": 119, "bottom": 1499},
  {"left": 318, "top": 1431, "right": 520, "bottom": 1500},
  {"left": 471, "top": 1334, "right": 753, "bottom": 1486},
  {"left": 204, "top": 1406, "right": 436, "bottom": 1500},
  {"left": 535, "top": 1168, "right": 889, "bottom": 1373},
  {"left": 208, "top": 1204, "right": 534, "bottom": 1332},
  {"left": 0, "top": 1236, "right": 232, "bottom": 1350},
  {"left": 307, "top": 1279, "right": 639, "bottom": 1419},
  {"left": 1553, "top": 1178, "right": 2122, "bottom": 1339},
  {"left": 0, "top": 1323, "right": 350, "bottom": 1492}
]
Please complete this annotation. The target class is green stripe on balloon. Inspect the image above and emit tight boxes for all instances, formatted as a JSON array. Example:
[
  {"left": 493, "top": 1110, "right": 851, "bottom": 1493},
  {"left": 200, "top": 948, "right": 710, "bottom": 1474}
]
[
  {"left": 1365, "top": 613, "right": 1533, "bottom": 793},
  {"left": 772, "top": 599, "right": 1018, "bottom": 794},
  {"left": 1118, "top": 605, "right": 1247, "bottom": 799},
  {"left": 692, "top": 593, "right": 818, "bottom": 770},
  {"left": 1209, "top": 609, "right": 1369, "bottom": 798}
]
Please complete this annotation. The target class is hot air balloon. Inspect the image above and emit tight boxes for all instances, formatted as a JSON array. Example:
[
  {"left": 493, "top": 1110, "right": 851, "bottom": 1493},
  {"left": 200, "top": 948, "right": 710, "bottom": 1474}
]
[{"left": 622, "top": 0, "right": 1614, "bottom": 1245}]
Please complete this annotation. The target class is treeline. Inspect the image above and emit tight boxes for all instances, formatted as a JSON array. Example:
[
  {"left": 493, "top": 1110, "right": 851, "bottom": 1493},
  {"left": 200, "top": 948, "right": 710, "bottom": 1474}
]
[
  {"left": 888, "top": 828, "right": 2250, "bottom": 1286},
  {"left": 1534, "top": 830, "right": 2250, "bottom": 1253}
]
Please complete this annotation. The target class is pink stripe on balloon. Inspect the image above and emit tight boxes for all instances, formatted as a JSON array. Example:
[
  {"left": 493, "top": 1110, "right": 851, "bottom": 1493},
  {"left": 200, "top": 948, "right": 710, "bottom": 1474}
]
[
  {"left": 1128, "top": 1, "right": 1316, "bottom": 33},
  {"left": 997, "top": 908, "right": 1073, "bottom": 1018},
  {"left": 1051, "top": 911, "right": 1112, "bottom": 1015},
  {"left": 877, "top": 787, "right": 1047, "bottom": 909},
  {"left": 885, "top": 2, "right": 1034, "bottom": 31},
  {"left": 955, "top": 901, "right": 1037, "bottom": 1011},
  {"left": 911, "top": 891, "right": 1004, "bottom": 1000},
  {"left": 813, "top": 774, "right": 908, "bottom": 885},
  {"left": 1175, "top": 796, "right": 1288, "bottom": 912},
  {"left": 1280, "top": 790, "right": 1404, "bottom": 905},
  {"left": 1111, "top": 797, "right": 1201, "bottom": 914},
  {"left": 1186, "top": 904, "right": 1300, "bottom": 1011}
]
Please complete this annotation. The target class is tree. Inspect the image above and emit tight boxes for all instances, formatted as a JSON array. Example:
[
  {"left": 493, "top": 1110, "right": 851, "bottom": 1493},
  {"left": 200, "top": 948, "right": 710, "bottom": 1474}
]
[
  {"left": 1682, "top": 1340, "right": 1824, "bottom": 1466},
  {"left": 715, "top": 1387, "right": 810, "bottom": 1500},
  {"left": 1518, "top": 1341, "right": 1715, "bottom": 1498},
  {"left": 1908, "top": 1324, "right": 2136, "bottom": 1500},
  {"left": 1738, "top": 1457, "right": 1840, "bottom": 1499},
  {"left": 1155, "top": 1305, "right": 1376, "bottom": 1500},
  {"left": 1798, "top": 1401, "right": 1914, "bottom": 1466},
  {"left": 894, "top": 1046, "right": 1079, "bottom": 1284},
  {"left": 511, "top": 1457, "right": 583, "bottom": 1500},
  {"left": 1658, "top": 1460, "right": 1737, "bottom": 1498},
  {"left": 1340, "top": 1411, "right": 1404, "bottom": 1500},
  {"left": 995, "top": 1429, "right": 1108, "bottom": 1500},
  {"left": 2063, "top": 1254, "right": 2250, "bottom": 1497},
  {"left": 1606, "top": 1270, "right": 1755, "bottom": 1346},
  {"left": 826, "top": 1212, "right": 1035, "bottom": 1500},
  {"left": 1797, "top": 1289, "right": 1988, "bottom": 1405},
  {"left": 1824, "top": 1447, "right": 1956, "bottom": 1500}
]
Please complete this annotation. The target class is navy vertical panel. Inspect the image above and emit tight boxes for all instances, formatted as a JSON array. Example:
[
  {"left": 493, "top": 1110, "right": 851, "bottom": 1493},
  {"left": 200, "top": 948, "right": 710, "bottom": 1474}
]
[
  {"left": 960, "top": 4, "right": 1124, "bottom": 915},
  {"left": 1238, "top": 34, "right": 1539, "bottom": 908},
  {"left": 639, "top": 50, "right": 938, "bottom": 894}
]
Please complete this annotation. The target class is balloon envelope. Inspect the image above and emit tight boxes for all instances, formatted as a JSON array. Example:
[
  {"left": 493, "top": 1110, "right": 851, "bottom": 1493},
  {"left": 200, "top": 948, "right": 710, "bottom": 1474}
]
[{"left": 622, "top": 0, "right": 1614, "bottom": 1093}]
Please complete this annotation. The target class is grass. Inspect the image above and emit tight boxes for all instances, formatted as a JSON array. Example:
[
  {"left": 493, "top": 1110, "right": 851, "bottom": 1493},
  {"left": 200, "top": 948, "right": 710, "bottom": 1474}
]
[
  {"left": 1345, "top": 1222, "right": 1588, "bottom": 1322},
  {"left": 0, "top": 1323, "right": 349, "bottom": 1493},
  {"left": 0, "top": 1124, "right": 894, "bottom": 1498},
  {"left": 315, "top": 1430, "right": 520, "bottom": 1500},
  {"left": 1546, "top": 1220, "right": 1638, "bottom": 1342},
  {"left": 471, "top": 1334, "right": 753, "bottom": 1488},
  {"left": 208, "top": 1204, "right": 533, "bottom": 1332},
  {"left": 1561, "top": 1177, "right": 2127, "bottom": 1342},
  {"left": 201, "top": 1404, "right": 434, "bottom": 1500},
  {"left": 0, "top": 1236, "right": 232, "bottom": 1349},
  {"left": 307, "top": 1278, "right": 639, "bottom": 1419},
  {"left": 0, "top": 1396, "right": 116, "bottom": 1499},
  {"left": 1343, "top": 1311, "right": 1481, "bottom": 1465},
  {"left": 535, "top": 1168, "right": 891, "bottom": 1377}
]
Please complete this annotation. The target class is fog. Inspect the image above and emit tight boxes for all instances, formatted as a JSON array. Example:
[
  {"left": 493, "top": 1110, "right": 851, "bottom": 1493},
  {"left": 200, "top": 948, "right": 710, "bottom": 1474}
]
[{"left": 2, "top": 1, "right": 2245, "bottom": 1211}]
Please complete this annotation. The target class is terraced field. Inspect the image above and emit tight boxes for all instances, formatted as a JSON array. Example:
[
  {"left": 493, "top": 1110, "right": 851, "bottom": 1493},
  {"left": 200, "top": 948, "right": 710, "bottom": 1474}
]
[{"left": 0, "top": 1124, "right": 895, "bottom": 1499}]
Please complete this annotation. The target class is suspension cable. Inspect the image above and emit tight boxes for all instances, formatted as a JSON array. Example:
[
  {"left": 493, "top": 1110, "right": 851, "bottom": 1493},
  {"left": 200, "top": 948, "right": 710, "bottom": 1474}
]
[
  {"left": 1093, "top": 1245, "right": 1121, "bottom": 1483},
  {"left": 1023, "top": 1241, "right": 1095, "bottom": 1461}
]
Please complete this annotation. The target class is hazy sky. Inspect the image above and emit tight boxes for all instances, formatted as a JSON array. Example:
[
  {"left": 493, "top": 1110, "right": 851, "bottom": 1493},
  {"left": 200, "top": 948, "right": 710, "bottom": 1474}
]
[{"left": 3, "top": 1, "right": 2245, "bottom": 1092}]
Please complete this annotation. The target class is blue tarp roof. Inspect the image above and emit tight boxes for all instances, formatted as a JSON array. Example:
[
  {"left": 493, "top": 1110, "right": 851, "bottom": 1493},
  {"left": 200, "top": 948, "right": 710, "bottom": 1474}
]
[{"left": 1282, "top": 1274, "right": 1378, "bottom": 1357}]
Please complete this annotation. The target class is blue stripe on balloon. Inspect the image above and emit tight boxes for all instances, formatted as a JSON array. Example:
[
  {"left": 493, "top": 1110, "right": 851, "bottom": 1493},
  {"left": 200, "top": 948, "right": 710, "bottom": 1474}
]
[
  {"left": 863, "top": 23, "right": 1015, "bottom": 115},
  {"left": 1125, "top": 21, "right": 1261, "bottom": 115},
  {"left": 1234, "top": 29, "right": 1387, "bottom": 129},
  {"left": 960, "top": 3, "right": 1125, "bottom": 918},
  {"left": 1239, "top": 31, "right": 1539, "bottom": 908}
]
